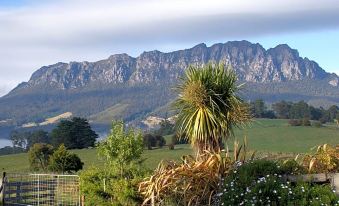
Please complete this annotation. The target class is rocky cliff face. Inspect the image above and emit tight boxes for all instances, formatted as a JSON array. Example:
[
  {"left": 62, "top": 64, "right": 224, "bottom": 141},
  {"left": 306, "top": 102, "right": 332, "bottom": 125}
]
[{"left": 19, "top": 41, "right": 330, "bottom": 91}]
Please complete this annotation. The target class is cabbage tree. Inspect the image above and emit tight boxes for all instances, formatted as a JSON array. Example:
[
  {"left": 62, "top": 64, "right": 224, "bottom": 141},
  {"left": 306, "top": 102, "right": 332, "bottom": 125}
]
[{"left": 173, "top": 63, "right": 250, "bottom": 155}]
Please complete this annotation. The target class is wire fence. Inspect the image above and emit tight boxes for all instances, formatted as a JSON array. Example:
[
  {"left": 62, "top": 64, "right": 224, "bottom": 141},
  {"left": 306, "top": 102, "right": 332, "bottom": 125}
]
[{"left": 3, "top": 173, "right": 80, "bottom": 206}]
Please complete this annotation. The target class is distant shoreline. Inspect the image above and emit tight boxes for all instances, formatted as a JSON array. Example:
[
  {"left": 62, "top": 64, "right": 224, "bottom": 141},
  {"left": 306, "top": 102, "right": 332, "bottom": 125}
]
[{"left": 0, "top": 138, "right": 11, "bottom": 149}]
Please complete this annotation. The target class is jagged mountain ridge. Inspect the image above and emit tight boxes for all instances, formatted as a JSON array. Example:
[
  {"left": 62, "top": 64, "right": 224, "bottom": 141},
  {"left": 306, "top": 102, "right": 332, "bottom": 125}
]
[
  {"left": 1, "top": 40, "right": 339, "bottom": 131},
  {"left": 13, "top": 41, "right": 330, "bottom": 93}
]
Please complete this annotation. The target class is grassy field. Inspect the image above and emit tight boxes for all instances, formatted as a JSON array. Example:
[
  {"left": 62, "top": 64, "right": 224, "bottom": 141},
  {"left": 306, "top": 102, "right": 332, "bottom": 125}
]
[
  {"left": 233, "top": 119, "right": 339, "bottom": 153},
  {"left": 0, "top": 144, "right": 192, "bottom": 173},
  {"left": 1, "top": 119, "right": 338, "bottom": 173}
]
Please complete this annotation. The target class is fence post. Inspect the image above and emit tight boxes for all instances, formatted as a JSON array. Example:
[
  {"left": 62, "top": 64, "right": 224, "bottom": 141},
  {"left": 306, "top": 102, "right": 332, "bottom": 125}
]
[
  {"left": 332, "top": 173, "right": 339, "bottom": 196},
  {"left": 81, "top": 195, "right": 85, "bottom": 206},
  {"left": 0, "top": 172, "right": 6, "bottom": 205}
]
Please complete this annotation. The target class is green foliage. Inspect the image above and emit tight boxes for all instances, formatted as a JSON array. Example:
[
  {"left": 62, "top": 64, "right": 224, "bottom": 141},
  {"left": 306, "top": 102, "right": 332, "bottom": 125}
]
[
  {"left": 249, "top": 99, "right": 275, "bottom": 118},
  {"left": 154, "top": 120, "right": 175, "bottom": 136},
  {"left": 51, "top": 117, "right": 98, "bottom": 149},
  {"left": 154, "top": 135, "right": 166, "bottom": 148},
  {"left": 227, "top": 160, "right": 283, "bottom": 187},
  {"left": 0, "top": 146, "right": 25, "bottom": 156},
  {"left": 82, "top": 121, "right": 148, "bottom": 205},
  {"left": 272, "top": 100, "right": 339, "bottom": 123},
  {"left": 312, "top": 121, "right": 323, "bottom": 127},
  {"left": 279, "top": 159, "right": 306, "bottom": 175},
  {"left": 174, "top": 63, "right": 250, "bottom": 154},
  {"left": 143, "top": 133, "right": 167, "bottom": 150},
  {"left": 220, "top": 160, "right": 339, "bottom": 206},
  {"left": 28, "top": 143, "right": 54, "bottom": 171},
  {"left": 142, "top": 134, "right": 156, "bottom": 150},
  {"left": 48, "top": 144, "right": 83, "bottom": 174},
  {"left": 10, "top": 129, "right": 50, "bottom": 151},
  {"left": 97, "top": 121, "right": 143, "bottom": 176},
  {"left": 10, "top": 130, "right": 29, "bottom": 150},
  {"left": 288, "top": 119, "right": 302, "bottom": 126},
  {"left": 80, "top": 166, "right": 146, "bottom": 206}
]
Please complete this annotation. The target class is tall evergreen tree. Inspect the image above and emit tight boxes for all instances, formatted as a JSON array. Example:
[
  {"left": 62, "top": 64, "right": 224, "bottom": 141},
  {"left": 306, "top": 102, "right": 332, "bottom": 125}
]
[{"left": 51, "top": 117, "right": 98, "bottom": 149}]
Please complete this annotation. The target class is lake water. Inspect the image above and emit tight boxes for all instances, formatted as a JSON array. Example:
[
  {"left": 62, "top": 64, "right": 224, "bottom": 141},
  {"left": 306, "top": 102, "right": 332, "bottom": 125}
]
[{"left": 0, "top": 138, "right": 11, "bottom": 148}]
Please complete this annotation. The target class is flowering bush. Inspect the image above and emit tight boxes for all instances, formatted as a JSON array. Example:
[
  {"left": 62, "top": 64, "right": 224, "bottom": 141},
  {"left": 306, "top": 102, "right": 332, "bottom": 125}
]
[{"left": 219, "top": 160, "right": 339, "bottom": 206}]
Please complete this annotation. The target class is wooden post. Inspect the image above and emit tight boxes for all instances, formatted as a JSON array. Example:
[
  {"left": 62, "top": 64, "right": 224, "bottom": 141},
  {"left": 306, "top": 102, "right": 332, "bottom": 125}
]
[
  {"left": 0, "top": 172, "right": 6, "bottom": 205},
  {"left": 332, "top": 173, "right": 339, "bottom": 196},
  {"left": 81, "top": 195, "right": 85, "bottom": 206}
]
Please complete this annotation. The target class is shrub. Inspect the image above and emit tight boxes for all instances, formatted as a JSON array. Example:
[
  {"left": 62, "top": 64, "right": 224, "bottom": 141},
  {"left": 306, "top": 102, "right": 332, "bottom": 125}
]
[
  {"left": 312, "top": 121, "right": 323, "bottom": 127},
  {"left": 142, "top": 133, "right": 155, "bottom": 150},
  {"left": 97, "top": 121, "right": 143, "bottom": 176},
  {"left": 139, "top": 152, "right": 234, "bottom": 206},
  {"left": 81, "top": 120, "right": 148, "bottom": 205},
  {"left": 28, "top": 143, "right": 54, "bottom": 171},
  {"left": 155, "top": 135, "right": 166, "bottom": 148},
  {"left": 168, "top": 143, "right": 174, "bottom": 150},
  {"left": 80, "top": 166, "right": 146, "bottom": 206},
  {"left": 225, "top": 160, "right": 283, "bottom": 188},
  {"left": 279, "top": 159, "right": 306, "bottom": 175},
  {"left": 220, "top": 160, "right": 339, "bottom": 206},
  {"left": 220, "top": 174, "right": 338, "bottom": 206},
  {"left": 302, "top": 118, "right": 311, "bottom": 126},
  {"left": 48, "top": 144, "right": 83, "bottom": 174},
  {"left": 288, "top": 119, "right": 302, "bottom": 126},
  {"left": 302, "top": 144, "right": 339, "bottom": 173}
]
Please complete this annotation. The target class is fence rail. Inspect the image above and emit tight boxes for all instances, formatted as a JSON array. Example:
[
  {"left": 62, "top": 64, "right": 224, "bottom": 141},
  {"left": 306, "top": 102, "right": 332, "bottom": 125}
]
[{"left": 1, "top": 173, "right": 80, "bottom": 206}]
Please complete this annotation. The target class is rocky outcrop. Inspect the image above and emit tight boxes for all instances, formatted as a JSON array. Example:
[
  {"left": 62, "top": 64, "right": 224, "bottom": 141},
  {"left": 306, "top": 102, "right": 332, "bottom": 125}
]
[{"left": 17, "top": 41, "right": 330, "bottom": 91}]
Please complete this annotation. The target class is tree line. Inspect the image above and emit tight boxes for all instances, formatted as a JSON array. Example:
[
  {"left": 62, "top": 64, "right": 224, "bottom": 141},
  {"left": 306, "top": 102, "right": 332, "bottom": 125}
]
[
  {"left": 250, "top": 99, "right": 339, "bottom": 123},
  {"left": 9, "top": 117, "right": 98, "bottom": 151}
]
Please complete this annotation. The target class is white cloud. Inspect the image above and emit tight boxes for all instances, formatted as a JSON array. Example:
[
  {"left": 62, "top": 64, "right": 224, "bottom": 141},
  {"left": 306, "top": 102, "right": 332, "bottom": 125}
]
[{"left": 0, "top": 0, "right": 339, "bottom": 96}]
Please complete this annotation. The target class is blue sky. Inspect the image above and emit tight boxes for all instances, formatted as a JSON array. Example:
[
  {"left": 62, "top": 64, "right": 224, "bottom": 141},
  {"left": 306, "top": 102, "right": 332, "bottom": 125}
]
[{"left": 0, "top": 0, "right": 339, "bottom": 96}]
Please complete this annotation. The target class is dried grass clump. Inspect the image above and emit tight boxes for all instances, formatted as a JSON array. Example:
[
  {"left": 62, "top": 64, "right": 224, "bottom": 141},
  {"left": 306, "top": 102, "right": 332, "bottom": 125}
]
[
  {"left": 138, "top": 152, "right": 233, "bottom": 206},
  {"left": 302, "top": 144, "right": 339, "bottom": 173}
]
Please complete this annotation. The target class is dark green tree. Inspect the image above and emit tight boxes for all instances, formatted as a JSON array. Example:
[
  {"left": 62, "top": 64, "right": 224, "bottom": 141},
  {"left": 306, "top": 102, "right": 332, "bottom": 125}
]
[
  {"left": 272, "top": 101, "right": 292, "bottom": 119},
  {"left": 289, "top": 101, "right": 310, "bottom": 119},
  {"left": 49, "top": 144, "right": 84, "bottom": 174},
  {"left": 328, "top": 105, "right": 338, "bottom": 121},
  {"left": 250, "top": 99, "right": 266, "bottom": 118},
  {"left": 142, "top": 133, "right": 156, "bottom": 150},
  {"left": 155, "top": 120, "right": 175, "bottom": 136},
  {"left": 155, "top": 135, "right": 166, "bottom": 148},
  {"left": 27, "top": 130, "right": 50, "bottom": 149},
  {"left": 51, "top": 117, "right": 98, "bottom": 149}
]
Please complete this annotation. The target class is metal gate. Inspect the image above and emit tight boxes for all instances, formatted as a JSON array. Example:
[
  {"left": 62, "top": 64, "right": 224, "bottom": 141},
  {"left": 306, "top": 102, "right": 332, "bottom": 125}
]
[{"left": 2, "top": 173, "right": 80, "bottom": 206}]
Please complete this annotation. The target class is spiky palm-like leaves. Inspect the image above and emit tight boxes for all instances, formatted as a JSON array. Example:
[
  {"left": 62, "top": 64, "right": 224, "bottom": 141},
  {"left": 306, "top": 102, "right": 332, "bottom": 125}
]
[{"left": 173, "top": 63, "right": 250, "bottom": 154}]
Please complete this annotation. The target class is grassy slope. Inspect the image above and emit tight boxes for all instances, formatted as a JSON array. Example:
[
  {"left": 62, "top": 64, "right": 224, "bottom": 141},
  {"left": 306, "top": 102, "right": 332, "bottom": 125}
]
[{"left": 1, "top": 119, "right": 338, "bottom": 173}]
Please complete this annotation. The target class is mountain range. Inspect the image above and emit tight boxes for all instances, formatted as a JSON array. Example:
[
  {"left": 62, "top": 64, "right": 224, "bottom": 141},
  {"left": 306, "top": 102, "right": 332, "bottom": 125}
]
[{"left": 0, "top": 40, "right": 339, "bottom": 137}]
